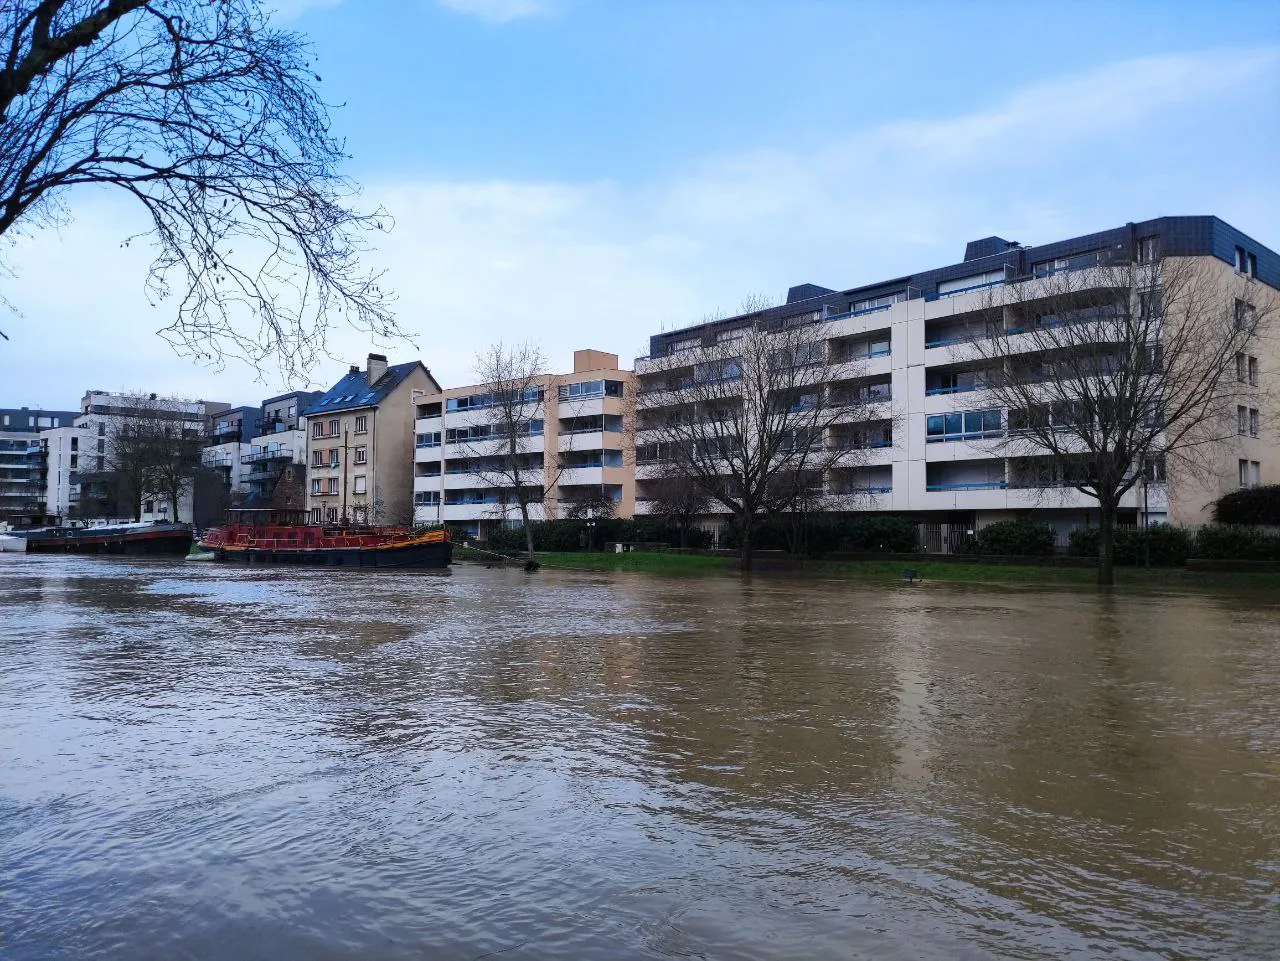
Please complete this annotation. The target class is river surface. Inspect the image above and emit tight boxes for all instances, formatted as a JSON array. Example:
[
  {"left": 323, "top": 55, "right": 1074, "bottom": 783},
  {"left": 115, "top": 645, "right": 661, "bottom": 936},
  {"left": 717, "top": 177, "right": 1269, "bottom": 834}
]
[{"left": 2, "top": 555, "right": 1278, "bottom": 960}]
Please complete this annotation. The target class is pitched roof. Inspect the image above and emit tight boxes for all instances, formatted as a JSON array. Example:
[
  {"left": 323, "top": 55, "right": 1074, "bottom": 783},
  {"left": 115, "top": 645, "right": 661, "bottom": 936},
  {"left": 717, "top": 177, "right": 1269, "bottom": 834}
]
[{"left": 302, "top": 361, "right": 438, "bottom": 416}]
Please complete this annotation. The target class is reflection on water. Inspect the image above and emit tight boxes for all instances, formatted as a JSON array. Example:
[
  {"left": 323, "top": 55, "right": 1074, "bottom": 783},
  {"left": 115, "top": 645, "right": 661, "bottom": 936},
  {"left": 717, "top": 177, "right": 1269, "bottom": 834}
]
[{"left": 2, "top": 554, "right": 1278, "bottom": 960}]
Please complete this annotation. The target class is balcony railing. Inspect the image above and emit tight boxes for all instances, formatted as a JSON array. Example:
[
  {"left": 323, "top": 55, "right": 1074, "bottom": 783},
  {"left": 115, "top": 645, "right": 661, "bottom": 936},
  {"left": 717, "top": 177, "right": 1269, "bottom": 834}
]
[
  {"left": 825, "top": 302, "right": 894, "bottom": 322},
  {"left": 924, "top": 383, "right": 983, "bottom": 396},
  {"left": 926, "top": 481, "right": 1007, "bottom": 492},
  {"left": 924, "top": 278, "right": 1006, "bottom": 302},
  {"left": 829, "top": 485, "right": 893, "bottom": 495},
  {"left": 241, "top": 448, "right": 293, "bottom": 464},
  {"left": 829, "top": 439, "right": 893, "bottom": 451}
]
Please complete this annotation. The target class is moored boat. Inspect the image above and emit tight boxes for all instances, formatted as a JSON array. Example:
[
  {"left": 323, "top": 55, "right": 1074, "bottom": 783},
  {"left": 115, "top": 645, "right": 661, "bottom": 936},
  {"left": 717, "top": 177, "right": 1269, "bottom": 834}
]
[
  {"left": 24, "top": 521, "right": 194, "bottom": 556},
  {"left": 198, "top": 509, "right": 451, "bottom": 569}
]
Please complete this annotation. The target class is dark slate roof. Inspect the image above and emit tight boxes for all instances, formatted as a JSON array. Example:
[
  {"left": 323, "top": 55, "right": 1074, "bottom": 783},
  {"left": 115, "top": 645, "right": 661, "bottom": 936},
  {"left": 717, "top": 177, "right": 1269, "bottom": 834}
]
[
  {"left": 786, "top": 283, "right": 835, "bottom": 304},
  {"left": 302, "top": 361, "right": 437, "bottom": 416},
  {"left": 0, "top": 408, "right": 81, "bottom": 432}
]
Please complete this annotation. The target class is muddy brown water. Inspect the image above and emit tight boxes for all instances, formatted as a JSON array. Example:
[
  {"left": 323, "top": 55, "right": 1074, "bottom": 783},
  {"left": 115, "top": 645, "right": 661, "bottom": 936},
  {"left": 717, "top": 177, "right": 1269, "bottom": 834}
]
[{"left": 2, "top": 554, "right": 1277, "bottom": 960}]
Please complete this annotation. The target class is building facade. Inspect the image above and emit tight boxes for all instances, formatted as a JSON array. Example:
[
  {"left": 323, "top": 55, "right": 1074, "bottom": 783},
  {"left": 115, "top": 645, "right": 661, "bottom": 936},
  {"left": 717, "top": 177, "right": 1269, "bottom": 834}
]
[
  {"left": 0, "top": 408, "right": 79, "bottom": 526},
  {"left": 304, "top": 354, "right": 440, "bottom": 524},
  {"left": 635, "top": 216, "right": 1279, "bottom": 545},
  {"left": 241, "top": 390, "right": 321, "bottom": 509},
  {"left": 411, "top": 349, "right": 635, "bottom": 537}
]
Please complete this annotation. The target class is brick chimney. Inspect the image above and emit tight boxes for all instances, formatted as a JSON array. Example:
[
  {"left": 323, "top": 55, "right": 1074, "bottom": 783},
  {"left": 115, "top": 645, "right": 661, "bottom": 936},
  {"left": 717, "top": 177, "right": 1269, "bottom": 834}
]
[{"left": 367, "top": 353, "right": 388, "bottom": 384}]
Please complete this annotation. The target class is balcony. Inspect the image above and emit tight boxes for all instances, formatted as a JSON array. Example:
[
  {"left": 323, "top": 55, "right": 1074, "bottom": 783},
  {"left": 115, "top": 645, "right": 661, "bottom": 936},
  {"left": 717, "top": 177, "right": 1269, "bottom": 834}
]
[
  {"left": 926, "top": 481, "right": 1007, "bottom": 492},
  {"left": 825, "top": 302, "right": 894, "bottom": 322}
]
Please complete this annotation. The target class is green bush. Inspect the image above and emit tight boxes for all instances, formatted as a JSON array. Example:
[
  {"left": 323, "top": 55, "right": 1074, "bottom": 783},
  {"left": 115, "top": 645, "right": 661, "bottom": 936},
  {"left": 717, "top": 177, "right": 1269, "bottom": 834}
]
[
  {"left": 957, "top": 520, "right": 1056, "bottom": 556},
  {"left": 481, "top": 517, "right": 711, "bottom": 553},
  {"left": 1068, "top": 524, "right": 1198, "bottom": 566},
  {"left": 1213, "top": 485, "right": 1280, "bottom": 526},
  {"left": 722, "top": 515, "right": 918, "bottom": 554},
  {"left": 1193, "top": 524, "right": 1280, "bottom": 561}
]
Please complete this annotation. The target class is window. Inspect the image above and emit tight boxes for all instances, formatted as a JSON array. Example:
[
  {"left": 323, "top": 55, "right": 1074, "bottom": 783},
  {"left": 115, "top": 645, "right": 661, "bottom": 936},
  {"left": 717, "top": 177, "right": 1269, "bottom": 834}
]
[
  {"left": 1138, "top": 288, "right": 1162, "bottom": 320},
  {"left": 1235, "top": 299, "right": 1257, "bottom": 331},
  {"left": 353, "top": 475, "right": 367, "bottom": 494},
  {"left": 288, "top": 405, "right": 296, "bottom": 419},
  {"left": 1143, "top": 455, "right": 1167, "bottom": 484},
  {"left": 1238, "top": 405, "right": 1248, "bottom": 435},
  {"left": 310, "top": 507, "right": 322, "bottom": 523},
  {"left": 1137, "top": 236, "right": 1159, "bottom": 263},
  {"left": 70, "top": 455, "right": 77, "bottom": 469},
  {"left": 311, "top": 478, "right": 322, "bottom": 494},
  {"left": 327, "top": 418, "right": 339, "bottom": 437},
  {"left": 354, "top": 446, "right": 367, "bottom": 465},
  {"left": 329, "top": 449, "right": 339, "bottom": 468},
  {"left": 312, "top": 421, "right": 323, "bottom": 438},
  {"left": 926, "top": 409, "right": 1002, "bottom": 442},
  {"left": 1247, "top": 253, "right": 1258, "bottom": 278},
  {"left": 97, "top": 438, "right": 104, "bottom": 453},
  {"left": 1249, "top": 408, "right": 1259, "bottom": 438},
  {"left": 1239, "top": 459, "right": 1261, "bottom": 488},
  {"left": 354, "top": 415, "right": 368, "bottom": 434},
  {"left": 312, "top": 450, "right": 324, "bottom": 467},
  {"left": 1249, "top": 356, "right": 1259, "bottom": 386},
  {"left": 414, "top": 491, "right": 441, "bottom": 506},
  {"left": 70, "top": 437, "right": 78, "bottom": 451},
  {"left": 327, "top": 477, "right": 339, "bottom": 494},
  {"left": 1235, "top": 245, "right": 1247, "bottom": 272},
  {"left": 1237, "top": 352, "right": 1248, "bottom": 382},
  {"left": 416, "top": 432, "right": 441, "bottom": 448},
  {"left": 144, "top": 500, "right": 154, "bottom": 513},
  {"left": 327, "top": 508, "right": 338, "bottom": 523}
]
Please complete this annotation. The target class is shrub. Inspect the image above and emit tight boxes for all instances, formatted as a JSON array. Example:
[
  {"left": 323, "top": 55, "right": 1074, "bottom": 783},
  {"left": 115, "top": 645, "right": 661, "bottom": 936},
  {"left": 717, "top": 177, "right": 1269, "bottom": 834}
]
[
  {"left": 958, "top": 520, "right": 1056, "bottom": 556},
  {"left": 481, "top": 517, "right": 710, "bottom": 553},
  {"left": 1193, "top": 524, "right": 1280, "bottom": 562},
  {"left": 1213, "top": 485, "right": 1280, "bottom": 526},
  {"left": 1068, "top": 524, "right": 1206, "bottom": 566},
  {"left": 721, "top": 515, "right": 918, "bottom": 554}
]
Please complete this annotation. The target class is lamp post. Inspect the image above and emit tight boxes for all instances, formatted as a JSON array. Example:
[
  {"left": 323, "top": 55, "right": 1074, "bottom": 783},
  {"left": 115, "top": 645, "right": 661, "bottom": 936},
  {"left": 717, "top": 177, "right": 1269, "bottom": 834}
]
[{"left": 586, "top": 507, "right": 596, "bottom": 553}]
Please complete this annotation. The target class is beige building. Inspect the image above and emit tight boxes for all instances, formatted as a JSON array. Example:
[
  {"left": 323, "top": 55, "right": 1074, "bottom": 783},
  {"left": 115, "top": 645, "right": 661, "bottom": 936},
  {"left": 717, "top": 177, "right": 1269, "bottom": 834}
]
[
  {"left": 304, "top": 353, "right": 441, "bottom": 525},
  {"left": 636, "top": 216, "right": 1279, "bottom": 546},
  {"left": 411, "top": 349, "right": 635, "bottom": 538}
]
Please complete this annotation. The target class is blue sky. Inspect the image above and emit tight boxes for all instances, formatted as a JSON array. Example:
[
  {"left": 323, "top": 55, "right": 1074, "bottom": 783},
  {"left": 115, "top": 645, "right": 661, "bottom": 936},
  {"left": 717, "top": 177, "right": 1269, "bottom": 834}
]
[{"left": 4, "top": 0, "right": 1279, "bottom": 408}]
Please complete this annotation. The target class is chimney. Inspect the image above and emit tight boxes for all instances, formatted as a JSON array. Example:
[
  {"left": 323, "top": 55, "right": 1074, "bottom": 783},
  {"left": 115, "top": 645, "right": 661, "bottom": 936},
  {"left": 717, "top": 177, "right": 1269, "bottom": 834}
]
[{"left": 367, "top": 353, "right": 388, "bottom": 384}]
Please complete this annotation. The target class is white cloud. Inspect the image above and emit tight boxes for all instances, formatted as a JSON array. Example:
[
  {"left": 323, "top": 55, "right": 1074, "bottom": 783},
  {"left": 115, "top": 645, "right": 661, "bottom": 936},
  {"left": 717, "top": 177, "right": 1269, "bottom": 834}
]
[
  {"left": 1, "top": 46, "right": 1277, "bottom": 409},
  {"left": 437, "top": 0, "right": 551, "bottom": 25}
]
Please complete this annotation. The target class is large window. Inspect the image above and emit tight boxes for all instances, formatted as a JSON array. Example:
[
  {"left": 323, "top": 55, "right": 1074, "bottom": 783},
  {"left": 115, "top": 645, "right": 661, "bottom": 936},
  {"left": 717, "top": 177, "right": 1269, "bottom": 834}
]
[
  {"left": 446, "top": 387, "right": 542, "bottom": 412},
  {"left": 353, "top": 475, "right": 367, "bottom": 494},
  {"left": 416, "top": 432, "right": 442, "bottom": 448},
  {"left": 354, "top": 446, "right": 367, "bottom": 465},
  {"left": 558, "top": 379, "right": 625, "bottom": 401},
  {"left": 414, "top": 491, "right": 441, "bottom": 506},
  {"left": 354, "top": 415, "right": 368, "bottom": 434},
  {"left": 926, "top": 409, "right": 1002, "bottom": 443}
]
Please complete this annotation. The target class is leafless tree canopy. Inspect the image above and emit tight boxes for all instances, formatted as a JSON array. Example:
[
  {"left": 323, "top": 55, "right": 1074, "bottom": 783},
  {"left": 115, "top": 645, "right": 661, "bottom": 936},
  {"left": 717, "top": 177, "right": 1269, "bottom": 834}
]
[
  {"left": 0, "top": 0, "right": 398, "bottom": 378},
  {"left": 463, "top": 341, "right": 557, "bottom": 564},
  {"left": 639, "top": 300, "right": 888, "bottom": 568},
  {"left": 97, "top": 391, "right": 202, "bottom": 519},
  {"left": 968, "top": 254, "right": 1275, "bottom": 582}
]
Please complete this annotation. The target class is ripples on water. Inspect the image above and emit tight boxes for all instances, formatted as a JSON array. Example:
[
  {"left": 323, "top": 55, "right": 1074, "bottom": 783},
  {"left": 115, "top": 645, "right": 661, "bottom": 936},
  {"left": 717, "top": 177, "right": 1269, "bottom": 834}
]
[{"left": 2, "top": 554, "right": 1279, "bottom": 960}]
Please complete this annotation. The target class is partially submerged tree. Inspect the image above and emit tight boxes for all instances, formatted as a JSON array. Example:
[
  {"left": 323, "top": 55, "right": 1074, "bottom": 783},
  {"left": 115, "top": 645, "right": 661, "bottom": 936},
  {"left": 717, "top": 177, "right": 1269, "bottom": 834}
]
[
  {"left": 463, "top": 342, "right": 562, "bottom": 569},
  {"left": 0, "top": 1, "right": 397, "bottom": 377},
  {"left": 104, "top": 392, "right": 203, "bottom": 520},
  {"left": 638, "top": 298, "right": 888, "bottom": 570},
  {"left": 968, "top": 253, "right": 1274, "bottom": 585}
]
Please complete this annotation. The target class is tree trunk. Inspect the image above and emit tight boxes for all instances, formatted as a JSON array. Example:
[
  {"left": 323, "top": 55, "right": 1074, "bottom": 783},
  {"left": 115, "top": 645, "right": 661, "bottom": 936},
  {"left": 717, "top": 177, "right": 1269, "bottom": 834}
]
[
  {"left": 738, "top": 512, "right": 753, "bottom": 572},
  {"left": 1097, "top": 501, "right": 1117, "bottom": 586},
  {"left": 678, "top": 524, "right": 688, "bottom": 550},
  {"left": 519, "top": 499, "right": 537, "bottom": 570},
  {"left": 170, "top": 490, "right": 180, "bottom": 523}
]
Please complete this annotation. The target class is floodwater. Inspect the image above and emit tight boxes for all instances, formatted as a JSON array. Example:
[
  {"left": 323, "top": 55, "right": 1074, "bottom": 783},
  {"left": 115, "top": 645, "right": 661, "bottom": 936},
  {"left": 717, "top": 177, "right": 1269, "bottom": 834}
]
[{"left": 1, "top": 556, "right": 1278, "bottom": 961}]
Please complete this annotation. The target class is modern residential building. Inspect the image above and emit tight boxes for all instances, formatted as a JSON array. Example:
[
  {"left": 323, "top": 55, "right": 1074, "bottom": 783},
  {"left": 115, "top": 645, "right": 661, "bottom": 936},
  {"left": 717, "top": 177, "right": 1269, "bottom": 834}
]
[
  {"left": 201, "top": 404, "right": 259, "bottom": 501},
  {"left": 0, "top": 407, "right": 79, "bottom": 525},
  {"left": 635, "top": 216, "right": 1279, "bottom": 546},
  {"left": 304, "top": 354, "right": 440, "bottom": 524},
  {"left": 74, "top": 390, "right": 227, "bottom": 522},
  {"left": 241, "top": 390, "right": 321, "bottom": 509},
  {"left": 411, "top": 349, "right": 635, "bottom": 537}
]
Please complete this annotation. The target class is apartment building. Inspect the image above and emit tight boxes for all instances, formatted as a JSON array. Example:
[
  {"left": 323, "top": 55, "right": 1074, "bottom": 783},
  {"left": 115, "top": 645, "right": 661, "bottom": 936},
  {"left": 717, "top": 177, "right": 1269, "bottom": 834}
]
[
  {"left": 241, "top": 390, "right": 321, "bottom": 509},
  {"left": 201, "top": 404, "right": 259, "bottom": 500},
  {"left": 0, "top": 407, "right": 79, "bottom": 525},
  {"left": 412, "top": 349, "right": 634, "bottom": 537},
  {"left": 74, "top": 390, "right": 225, "bottom": 522},
  {"left": 635, "top": 216, "right": 1279, "bottom": 544},
  {"left": 304, "top": 354, "right": 440, "bottom": 524}
]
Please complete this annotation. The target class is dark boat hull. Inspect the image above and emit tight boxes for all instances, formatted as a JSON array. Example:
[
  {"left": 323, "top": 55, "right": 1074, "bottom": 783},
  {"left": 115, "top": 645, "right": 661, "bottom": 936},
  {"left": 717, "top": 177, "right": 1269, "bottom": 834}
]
[
  {"left": 210, "top": 539, "right": 451, "bottom": 569},
  {"left": 25, "top": 526, "right": 194, "bottom": 556}
]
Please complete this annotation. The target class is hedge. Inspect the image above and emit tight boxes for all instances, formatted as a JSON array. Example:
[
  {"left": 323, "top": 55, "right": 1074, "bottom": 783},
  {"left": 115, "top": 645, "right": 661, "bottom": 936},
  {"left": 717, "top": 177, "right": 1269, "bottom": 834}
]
[
  {"left": 721, "top": 515, "right": 918, "bottom": 554},
  {"left": 1213, "top": 485, "right": 1280, "bottom": 526},
  {"left": 1193, "top": 524, "right": 1280, "bottom": 562},
  {"left": 956, "top": 520, "right": 1056, "bottom": 556},
  {"left": 477, "top": 518, "right": 712, "bottom": 553}
]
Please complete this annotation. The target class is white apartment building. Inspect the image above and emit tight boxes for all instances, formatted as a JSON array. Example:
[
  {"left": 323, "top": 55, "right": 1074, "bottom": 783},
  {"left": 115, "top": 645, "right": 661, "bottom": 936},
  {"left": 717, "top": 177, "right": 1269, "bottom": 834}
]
[
  {"left": 412, "top": 350, "right": 634, "bottom": 537},
  {"left": 74, "top": 390, "right": 225, "bottom": 523},
  {"left": 635, "top": 217, "right": 1278, "bottom": 545}
]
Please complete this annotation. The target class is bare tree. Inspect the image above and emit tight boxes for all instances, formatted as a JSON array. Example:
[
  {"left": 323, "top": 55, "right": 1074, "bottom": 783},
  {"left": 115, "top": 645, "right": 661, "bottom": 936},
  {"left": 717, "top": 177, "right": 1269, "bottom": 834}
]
[
  {"left": 967, "top": 253, "right": 1275, "bottom": 584},
  {"left": 559, "top": 484, "right": 616, "bottom": 521},
  {"left": 98, "top": 392, "right": 202, "bottom": 520},
  {"left": 645, "top": 465, "right": 709, "bottom": 548},
  {"left": 0, "top": 1, "right": 397, "bottom": 378},
  {"left": 638, "top": 298, "right": 887, "bottom": 570},
  {"left": 463, "top": 342, "right": 563, "bottom": 569}
]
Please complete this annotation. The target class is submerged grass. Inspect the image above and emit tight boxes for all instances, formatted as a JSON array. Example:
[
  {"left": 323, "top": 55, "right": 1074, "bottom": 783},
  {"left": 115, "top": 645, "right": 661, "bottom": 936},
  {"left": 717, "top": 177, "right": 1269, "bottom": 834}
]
[{"left": 531, "top": 550, "right": 1280, "bottom": 590}]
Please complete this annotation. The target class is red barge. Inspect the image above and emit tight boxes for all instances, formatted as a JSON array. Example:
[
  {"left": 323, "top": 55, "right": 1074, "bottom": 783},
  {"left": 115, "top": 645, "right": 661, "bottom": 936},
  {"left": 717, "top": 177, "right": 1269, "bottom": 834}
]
[{"left": 198, "top": 509, "right": 451, "bottom": 569}]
